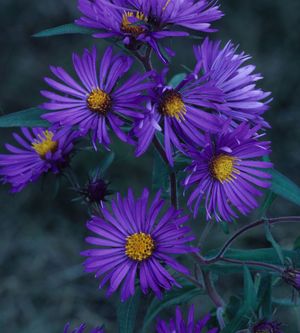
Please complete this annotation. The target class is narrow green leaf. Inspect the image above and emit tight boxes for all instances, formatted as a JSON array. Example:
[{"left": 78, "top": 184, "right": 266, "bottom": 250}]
[
  {"left": 243, "top": 266, "right": 257, "bottom": 310},
  {"left": 257, "top": 190, "right": 277, "bottom": 218},
  {"left": 152, "top": 151, "right": 169, "bottom": 199},
  {"left": 142, "top": 282, "right": 204, "bottom": 332},
  {"left": 168, "top": 73, "right": 186, "bottom": 88},
  {"left": 99, "top": 152, "right": 115, "bottom": 175},
  {"left": 257, "top": 274, "right": 272, "bottom": 319},
  {"left": 269, "top": 168, "right": 300, "bottom": 207},
  {"left": 294, "top": 236, "right": 300, "bottom": 250},
  {"left": 33, "top": 23, "right": 95, "bottom": 37},
  {"left": 117, "top": 289, "right": 141, "bottom": 333},
  {"left": 264, "top": 221, "right": 284, "bottom": 265},
  {"left": 0, "top": 108, "right": 49, "bottom": 128},
  {"left": 203, "top": 248, "right": 300, "bottom": 274},
  {"left": 273, "top": 297, "right": 300, "bottom": 307},
  {"left": 222, "top": 267, "right": 256, "bottom": 332}
]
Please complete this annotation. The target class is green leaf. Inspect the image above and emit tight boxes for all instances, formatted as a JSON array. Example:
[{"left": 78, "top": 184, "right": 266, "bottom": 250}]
[
  {"left": 222, "top": 267, "right": 256, "bottom": 332},
  {"left": 203, "top": 248, "right": 300, "bottom": 274},
  {"left": 264, "top": 221, "right": 284, "bottom": 265},
  {"left": 0, "top": 108, "right": 49, "bottom": 128},
  {"left": 257, "top": 190, "right": 277, "bottom": 218},
  {"left": 294, "top": 236, "right": 300, "bottom": 250},
  {"left": 152, "top": 151, "right": 169, "bottom": 199},
  {"left": 99, "top": 152, "right": 115, "bottom": 175},
  {"left": 257, "top": 274, "right": 272, "bottom": 319},
  {"left": 33, "top": 23, "right": 96, "bottom": 37},
  {"left": 269, "top": 168, "right": 300, "bottom": 207},
  {"left": 117, "top": 289, "right": 141, "bottom": 333},
  {"left": 168, "top": 73, "right": 187, "bottom": 88},
  {"left": 273, "top": 297, "right": 300, "bottom": 307},
  {"left": 142, "top": 282, "right": 204, "bottom": 332}
]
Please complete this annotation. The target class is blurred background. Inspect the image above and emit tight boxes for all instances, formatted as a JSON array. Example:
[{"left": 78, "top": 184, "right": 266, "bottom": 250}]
[{"left": 0, "top": 0, "right": 300, "bottom": 332}]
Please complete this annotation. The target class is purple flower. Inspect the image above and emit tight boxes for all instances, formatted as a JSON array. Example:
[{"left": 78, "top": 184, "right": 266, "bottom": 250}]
[
  {"left": 184, "top": 123, "right": 273, "bottom": 222},
  {"left": 0, "top": 127, "right": 78, "bottom": 193},
  {"left": 134, "top": 68, "right": 223, "bottom": 166},
  {"left": 76, "top": 0, "right": 223, "bottom": 62},
  {"left": 283, "top": 268, "right": 300, "bottom": 292},
  {"left": 41, "top": 46, "right": 152, "bottom": 149},
  {"left": 252, "top": 320, "right": 283, "bottom": 333},
  {"left": 156, "top": 305, "right": 219, "bottom": 333},
  {"left": 193, "top": 38, "right": 272, "bottom": 127},
  {"left": 64, "top": 323, "right": 104, "bottom": 333},
  {"left": 82, "top": 188, "right": 197, "bottom": 301}
]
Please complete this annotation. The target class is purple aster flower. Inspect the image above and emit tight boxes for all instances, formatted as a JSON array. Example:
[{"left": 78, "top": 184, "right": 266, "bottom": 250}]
[
  {"left": 64, "top": 323, "right": 104, "bottom": 333},
  {"left": 183, "top": 123, "right": 273, "bottom": 222},
  {"left": 76, "top": 0, "right": 223, "bottom": 62},
  {"left": 193, "top": 38, "right": 272, "bottom": 127},
  {"left": 156, "top": 305, "right": 219, "bottom": 333},
  {"left": 0, "top": 127, "right": 78, "bottom": 193},
  {"left": 133, "top": 68, "right": 224, "bottom": 166},
  {"left": 283, "top": 268, "right": 300, "bottom": 292},
  {"left": 252, "top": 319, "right": 283, "bottom": 333},
  {"left": 82, "top": 188, "right": 197, "bottom": 301},
  {"left": 41, "top": 46, "right": 152, "bottom": 149}
]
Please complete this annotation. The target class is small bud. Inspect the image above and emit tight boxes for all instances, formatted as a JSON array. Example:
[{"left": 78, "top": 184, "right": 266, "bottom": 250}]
[
  {"left": 282, "top": 268, "right": 300, "bottom": 291},
  {"left": 252, "top": 320, "right": 283, "bottom": 333},
  {"left": 78, "top": 177, "right": 112, "bottom": 205}
]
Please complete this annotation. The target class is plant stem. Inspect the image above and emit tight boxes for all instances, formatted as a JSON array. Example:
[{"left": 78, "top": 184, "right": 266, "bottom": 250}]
[
  {"left": 209, "top": 216, "right": 300, "bottom": 263},
  {"left": 219, "top": 258, "right": 283, "bottom": 273},
  {"left": 203, "top": 270, "right": 225, "bottom": 307}
]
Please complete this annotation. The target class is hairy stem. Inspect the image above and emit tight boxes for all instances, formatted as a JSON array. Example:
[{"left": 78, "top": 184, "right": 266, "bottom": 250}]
[
  {"left": 209, "top": 216, "right": 300, "bottom": 263},
  {"left": 203, "top": 270, "right": 225, "bottom": 307}
]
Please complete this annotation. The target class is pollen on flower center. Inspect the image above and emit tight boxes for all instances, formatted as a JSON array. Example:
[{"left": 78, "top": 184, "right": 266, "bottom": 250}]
[
  {"left": 159, "top": 90, "right": 186, "bottom": 120},
  {"left": 125, "top": 232, "right": 155, "bottom": 261},
  {"left": 32, "top": 130, "right": 58, "bottom": 158},
  {"left": 121, "top": 11, "right": 148, "bottom": 36},
  {"left": 211, "top": 154, "right": 238, "bottom": 183},
  {"left": 87, "top": 88, "right": 112, "bottom": 115}
]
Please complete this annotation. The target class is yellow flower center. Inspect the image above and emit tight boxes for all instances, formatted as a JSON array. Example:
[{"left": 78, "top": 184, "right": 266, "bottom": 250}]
[
  {"left": 87, "top": 88, "right": 112, "bottom": 115},
  {"left": 125, "top": 232, "right": 155, "bottom": 262},
  {"left": 121, "top": 11, "right": 148, "bottom": 36},
  {"left": 32, "top": 130, "right": 58, "bottom": 158},
  {"left": 159, "top": 90, "right": 186, "bottom": 121},
  {"left": 211, "top": 154, "right": 238, "bottom": 183}
]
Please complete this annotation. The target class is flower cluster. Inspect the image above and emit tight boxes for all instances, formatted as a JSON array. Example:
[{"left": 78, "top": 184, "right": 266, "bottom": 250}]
[{"left": 0, "top": 0, "right": 286, "bottom": 331}]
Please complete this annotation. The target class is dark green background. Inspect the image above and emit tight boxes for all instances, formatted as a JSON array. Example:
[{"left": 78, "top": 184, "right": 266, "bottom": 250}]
[{"left": 0, "top": 0, "right": 300, "bottom": 332}]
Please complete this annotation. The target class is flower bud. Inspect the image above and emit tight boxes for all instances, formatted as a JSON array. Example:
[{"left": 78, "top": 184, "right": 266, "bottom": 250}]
[
  {"left": 283, "top": 268, "right": 300, "bottom": 291},
  {"left": 252, "top": 320, "right": 283, "bottom": 333}
]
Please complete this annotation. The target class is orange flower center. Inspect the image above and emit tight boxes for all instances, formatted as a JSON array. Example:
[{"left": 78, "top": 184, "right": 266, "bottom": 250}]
[{"left": 125, "top": 232, "right": 155, "bottom": 261}]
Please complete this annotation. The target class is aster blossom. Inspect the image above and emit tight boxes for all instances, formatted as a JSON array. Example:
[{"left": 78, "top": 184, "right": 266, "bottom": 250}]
[
  {"left": 193, "top": 38, "right": 272, "bottom": 127},
  {"left": 64, "top": 323, "right": 104, "bottom": 333},
  {"left": 156, "top": 305, "right": 219, "bottom": 333},
  {"left": 0, "top": 127, "right": 78, "bottom": 193},
  {"left": 82, "top": 188, "right": 197, "bottom": 301},
  {"left": 184, "top": 123, "right": 273, "bottom": 222},
  {"left": 76, "top": 0, "right": 223, "bottom": 62},
  {"left": 41, "top": 46, "right": 153, "bottom": 149},
  {"left": 134, "top": 68, "right": 224, "bottom": 166}
]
